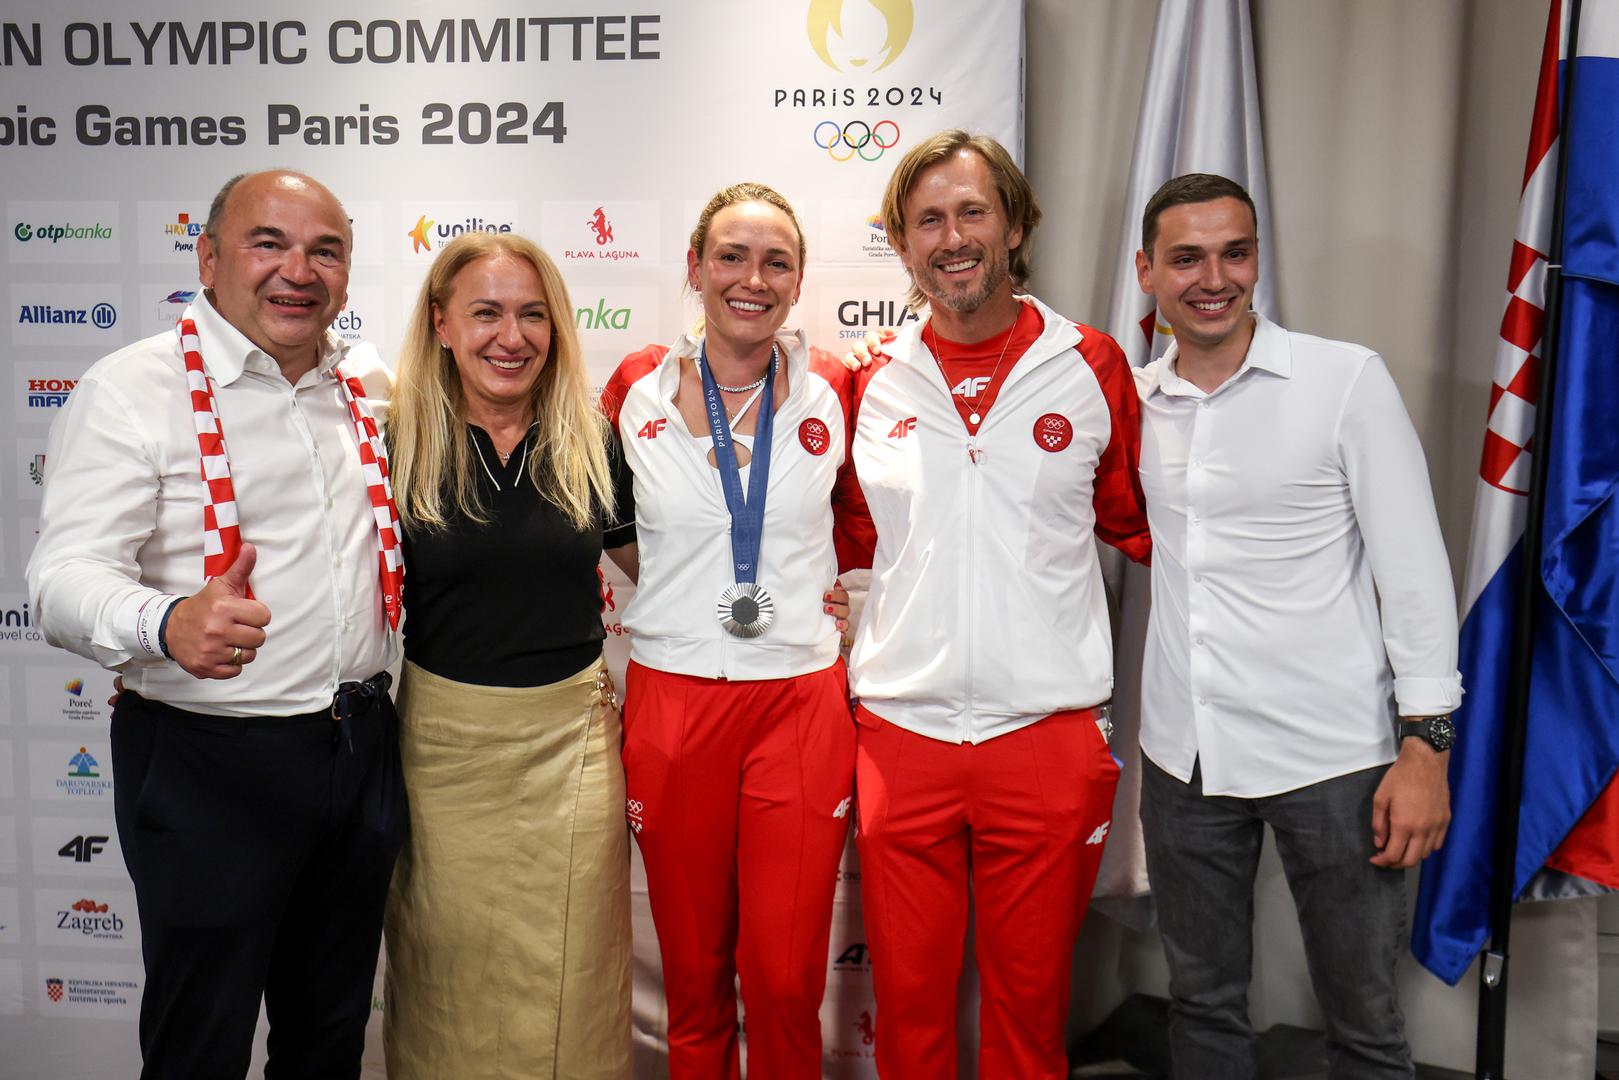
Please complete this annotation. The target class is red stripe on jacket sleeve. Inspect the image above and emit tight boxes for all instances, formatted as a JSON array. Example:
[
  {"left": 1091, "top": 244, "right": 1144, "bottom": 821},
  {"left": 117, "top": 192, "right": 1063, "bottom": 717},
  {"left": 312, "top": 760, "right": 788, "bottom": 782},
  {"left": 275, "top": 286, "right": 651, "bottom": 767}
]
[
  {"left": 1077, "top": 329, "right": 1152, "bottom": 565},
  {"left": 809, "top": 346, "right": 879, "bottom": 573},
  {"left": 600, "top": 344, "right": 667, "bottom": 431}
]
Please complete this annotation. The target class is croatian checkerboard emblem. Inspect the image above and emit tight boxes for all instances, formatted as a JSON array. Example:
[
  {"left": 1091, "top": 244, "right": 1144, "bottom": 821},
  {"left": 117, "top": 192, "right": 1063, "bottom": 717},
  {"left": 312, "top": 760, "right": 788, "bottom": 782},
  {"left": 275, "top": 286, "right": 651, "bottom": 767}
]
[
  {"left": 1033, "top": 412, "right": 1073, "bottom": 452},
  {"left": 799, "top": 417, "right": 830, "bottom": 456}
]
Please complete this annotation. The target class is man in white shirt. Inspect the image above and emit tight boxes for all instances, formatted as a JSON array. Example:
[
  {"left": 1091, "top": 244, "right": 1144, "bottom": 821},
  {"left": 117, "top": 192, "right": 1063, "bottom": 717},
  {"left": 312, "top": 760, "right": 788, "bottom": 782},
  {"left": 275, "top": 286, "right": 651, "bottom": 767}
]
[
  {"left": 27, "top": 170, "right": 404, "bottom": 1078},
  {"left": 1132, "top": 173, "right": 1462, "bottom": 1078}
]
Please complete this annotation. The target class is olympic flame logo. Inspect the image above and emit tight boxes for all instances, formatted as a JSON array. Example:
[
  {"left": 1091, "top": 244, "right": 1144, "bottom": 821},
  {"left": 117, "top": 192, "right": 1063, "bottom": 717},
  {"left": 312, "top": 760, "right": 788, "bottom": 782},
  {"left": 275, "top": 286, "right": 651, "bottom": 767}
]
[{"left": 807, "top": 0, "right": 913, "bottom": 72}]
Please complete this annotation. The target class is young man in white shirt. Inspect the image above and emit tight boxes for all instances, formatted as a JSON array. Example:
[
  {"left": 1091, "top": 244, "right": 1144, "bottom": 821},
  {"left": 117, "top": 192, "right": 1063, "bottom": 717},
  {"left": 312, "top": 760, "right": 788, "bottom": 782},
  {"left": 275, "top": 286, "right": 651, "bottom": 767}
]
[
  {"left": 28, "top": 170, "right": 404, "bottom": 1078},
  {"left": 1132, "top": 173, "right": 1461, "bottom": 1078}
]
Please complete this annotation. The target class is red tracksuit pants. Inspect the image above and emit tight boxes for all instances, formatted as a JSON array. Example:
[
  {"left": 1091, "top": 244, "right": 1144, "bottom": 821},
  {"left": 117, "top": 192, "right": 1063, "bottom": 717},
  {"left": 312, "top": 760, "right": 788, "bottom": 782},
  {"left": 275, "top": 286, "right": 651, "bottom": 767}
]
[
  {"left": 854, "top": 704, "right": 1121, "bottom": 1079},
  {"left": 623, "top": 659, "right": 856, "bottom": 1080}
]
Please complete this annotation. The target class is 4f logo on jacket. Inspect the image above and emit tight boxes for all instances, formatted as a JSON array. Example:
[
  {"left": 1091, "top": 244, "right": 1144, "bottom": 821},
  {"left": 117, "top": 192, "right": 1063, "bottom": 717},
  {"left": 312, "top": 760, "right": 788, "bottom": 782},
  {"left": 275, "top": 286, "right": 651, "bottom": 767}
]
[
  {"left": 637, "top": 418, "right": 668, "bottom": 439},
  {"left": 950, "top": 376, "right": 991, "bottom": 397},
  {"left": 888, "top": 417, "right": 918, "bottom": 439}
]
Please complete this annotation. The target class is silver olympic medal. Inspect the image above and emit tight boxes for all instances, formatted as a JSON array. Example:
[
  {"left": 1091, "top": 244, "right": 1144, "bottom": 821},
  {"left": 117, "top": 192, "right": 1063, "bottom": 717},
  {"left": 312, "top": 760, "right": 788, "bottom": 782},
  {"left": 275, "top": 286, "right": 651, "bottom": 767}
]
[{"left": 716, "top": 582, "right": 775, "bottom": 638}]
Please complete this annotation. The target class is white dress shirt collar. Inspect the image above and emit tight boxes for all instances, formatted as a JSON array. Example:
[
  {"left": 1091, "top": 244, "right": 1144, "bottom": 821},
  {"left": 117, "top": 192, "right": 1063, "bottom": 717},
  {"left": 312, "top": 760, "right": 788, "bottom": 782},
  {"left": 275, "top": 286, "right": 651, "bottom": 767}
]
[
  {"left": 1148, "top": 312, "right": 1292, "bottom": 400},
  {"left": 184, "top": 291, "right": 349, "bottom": 388}
]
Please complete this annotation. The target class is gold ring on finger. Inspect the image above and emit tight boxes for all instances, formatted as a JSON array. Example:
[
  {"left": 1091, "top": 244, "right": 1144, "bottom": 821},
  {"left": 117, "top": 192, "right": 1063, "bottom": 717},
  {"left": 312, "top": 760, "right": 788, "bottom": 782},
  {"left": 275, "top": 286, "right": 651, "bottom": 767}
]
[{"left": 230, "top": 645, "right": 243, "bottom": 665}]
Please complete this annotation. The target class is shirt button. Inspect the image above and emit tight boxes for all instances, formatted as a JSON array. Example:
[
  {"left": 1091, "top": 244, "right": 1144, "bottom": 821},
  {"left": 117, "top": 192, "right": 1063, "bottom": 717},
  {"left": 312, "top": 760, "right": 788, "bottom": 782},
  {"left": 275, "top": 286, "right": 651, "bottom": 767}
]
[
  {"left": 1195, "top": 636, "right": 1205, "bottom": 646},
  {"left": 1192, "top": 459, "right": 1203, "bottom": 469},
  {"left": 1199, "top": 696, "right": 1209, "bottom": 705},
  {"left": 1191, "top": 517, "right": 1202, "bottom": 526},
  {"left": 1193, "top": 574, "right": 1203, "bottom": 583}
]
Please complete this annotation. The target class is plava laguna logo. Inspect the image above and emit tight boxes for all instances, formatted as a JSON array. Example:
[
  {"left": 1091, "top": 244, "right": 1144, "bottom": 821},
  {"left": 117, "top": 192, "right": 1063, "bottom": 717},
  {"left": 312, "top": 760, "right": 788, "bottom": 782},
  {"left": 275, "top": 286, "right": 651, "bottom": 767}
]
[
  {"left": 567, "top": 206, "right": 638, "bottom": 261},
  {"left": 407, "top": 213, "right": 513, "bottom": 254},
  {"left": 807, "top": 0, "right": 913, "bottom": 71}
]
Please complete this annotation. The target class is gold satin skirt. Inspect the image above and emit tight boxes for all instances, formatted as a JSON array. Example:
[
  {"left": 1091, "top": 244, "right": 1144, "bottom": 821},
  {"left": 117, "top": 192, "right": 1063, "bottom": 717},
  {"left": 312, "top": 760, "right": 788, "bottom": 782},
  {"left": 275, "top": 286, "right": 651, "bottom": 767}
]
[{"left": 384, "top": 657, "right": 631, "bottom": 1079}]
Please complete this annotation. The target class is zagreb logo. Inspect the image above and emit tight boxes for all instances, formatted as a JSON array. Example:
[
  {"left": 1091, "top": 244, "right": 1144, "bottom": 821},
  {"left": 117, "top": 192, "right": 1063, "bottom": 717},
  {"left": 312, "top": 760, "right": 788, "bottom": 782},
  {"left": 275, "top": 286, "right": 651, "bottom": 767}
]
[
  {"left": 799, "top": 417, "right": 830, "bottom": 456},
  {"left": 57, "top": 897, "right": 125, "bottom": 940},
  {"left": 588, "top": 206, "right": 614, "bottom": 246},
  {"left": 807, "top": 0, "right": 913, "bottom": 72},
  {"left": 814, "top": 119, "right": 900, "bottom": 162},
  {"left": 1033, "top": 412, "right": 1073, "bottom": 453}
]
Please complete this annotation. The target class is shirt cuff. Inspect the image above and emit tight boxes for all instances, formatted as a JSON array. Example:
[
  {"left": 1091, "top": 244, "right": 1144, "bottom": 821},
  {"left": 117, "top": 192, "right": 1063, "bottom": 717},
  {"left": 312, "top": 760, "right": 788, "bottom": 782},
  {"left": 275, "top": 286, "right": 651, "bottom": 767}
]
[
  {"left": 1394, "top": 674, "right": 1463, "bottom": 718},
  {"left": 126, "top": 592, "right": 182, "bottom": 663}
]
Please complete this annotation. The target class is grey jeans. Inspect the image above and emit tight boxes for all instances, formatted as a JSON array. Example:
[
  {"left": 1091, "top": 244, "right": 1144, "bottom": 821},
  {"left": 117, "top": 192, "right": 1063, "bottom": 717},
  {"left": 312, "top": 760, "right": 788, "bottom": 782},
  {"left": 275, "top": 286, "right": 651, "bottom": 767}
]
[{"left": 1139, "top": 756, "right": 1414, "bottom": 1080}]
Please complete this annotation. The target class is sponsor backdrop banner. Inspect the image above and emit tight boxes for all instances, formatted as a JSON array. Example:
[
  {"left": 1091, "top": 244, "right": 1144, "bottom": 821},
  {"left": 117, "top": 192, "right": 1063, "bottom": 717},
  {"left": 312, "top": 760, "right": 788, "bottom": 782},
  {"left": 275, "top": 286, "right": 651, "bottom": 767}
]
[{"left": 0, "top": 1, "right": 1022, "bottom": 1075}]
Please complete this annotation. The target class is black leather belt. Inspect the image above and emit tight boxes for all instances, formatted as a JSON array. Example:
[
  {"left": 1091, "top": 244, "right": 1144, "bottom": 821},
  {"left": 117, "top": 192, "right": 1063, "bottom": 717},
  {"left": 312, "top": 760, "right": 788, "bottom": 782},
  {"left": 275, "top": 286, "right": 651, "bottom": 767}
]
[{"left": 331, "top": 671, "right": 392, "bottom": 751}]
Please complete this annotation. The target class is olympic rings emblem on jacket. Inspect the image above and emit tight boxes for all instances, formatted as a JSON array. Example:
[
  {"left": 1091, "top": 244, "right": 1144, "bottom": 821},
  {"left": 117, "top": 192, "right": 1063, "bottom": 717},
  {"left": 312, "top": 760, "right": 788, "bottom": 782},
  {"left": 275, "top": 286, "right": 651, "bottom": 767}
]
[{"left": 814, "top": 120, "right": 901, "bottom": 162}]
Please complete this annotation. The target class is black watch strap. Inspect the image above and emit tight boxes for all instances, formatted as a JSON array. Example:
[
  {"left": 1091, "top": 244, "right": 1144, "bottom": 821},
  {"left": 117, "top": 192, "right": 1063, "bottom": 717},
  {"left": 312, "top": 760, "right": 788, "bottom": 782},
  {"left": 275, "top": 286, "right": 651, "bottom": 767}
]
[{"left": 1399, "top": 715, "right": 1455, "bottom": 752}]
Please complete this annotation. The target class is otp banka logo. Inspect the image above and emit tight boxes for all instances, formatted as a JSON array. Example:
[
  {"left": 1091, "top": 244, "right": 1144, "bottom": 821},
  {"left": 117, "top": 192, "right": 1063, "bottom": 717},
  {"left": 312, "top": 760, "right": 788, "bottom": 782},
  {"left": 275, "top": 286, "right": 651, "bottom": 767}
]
[{"left": 807, "top": 0, "right": 913, "bottom": 71}]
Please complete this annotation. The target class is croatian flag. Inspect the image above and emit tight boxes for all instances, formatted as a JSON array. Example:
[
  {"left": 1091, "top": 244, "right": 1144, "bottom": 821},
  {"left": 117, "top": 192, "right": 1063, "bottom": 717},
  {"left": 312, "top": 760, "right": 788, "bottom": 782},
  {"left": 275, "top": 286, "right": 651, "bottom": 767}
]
[{"left": 1413, "top": 0, "right": 1619, "bottom": 985}]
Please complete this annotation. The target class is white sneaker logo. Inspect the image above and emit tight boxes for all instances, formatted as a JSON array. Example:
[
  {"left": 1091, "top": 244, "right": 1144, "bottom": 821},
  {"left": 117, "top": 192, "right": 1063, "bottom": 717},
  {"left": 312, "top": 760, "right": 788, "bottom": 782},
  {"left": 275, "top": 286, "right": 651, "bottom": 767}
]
[
  {"left": 833, "top": 796, "right": 852, "bottom": 819},
  {"left": 1085, "top": 822, "right": 1111, "bottom": 846}
]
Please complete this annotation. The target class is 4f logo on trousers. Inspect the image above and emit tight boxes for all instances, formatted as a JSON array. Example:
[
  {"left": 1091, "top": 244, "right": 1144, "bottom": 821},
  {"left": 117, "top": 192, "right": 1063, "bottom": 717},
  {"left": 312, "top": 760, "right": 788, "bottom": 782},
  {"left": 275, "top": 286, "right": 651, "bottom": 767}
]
[
  {"left": 833, "top": 796, "right": 852, "bottom": 819},
  {"left": 887, "top": 416, "right": 917, "bottom": 439},
  {"left": 1086, "top": 821, "right": 1111, "bottom": 846}
]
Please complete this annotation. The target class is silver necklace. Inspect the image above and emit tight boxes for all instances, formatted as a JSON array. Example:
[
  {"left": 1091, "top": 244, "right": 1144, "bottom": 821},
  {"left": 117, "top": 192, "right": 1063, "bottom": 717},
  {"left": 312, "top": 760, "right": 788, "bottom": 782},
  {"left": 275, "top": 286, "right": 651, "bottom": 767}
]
[
  {"left": 713, "top": 371, "right": 769, "bottom": 394},
  {"left": 470, "top": 424, "right": 534, "bottom": 492}
]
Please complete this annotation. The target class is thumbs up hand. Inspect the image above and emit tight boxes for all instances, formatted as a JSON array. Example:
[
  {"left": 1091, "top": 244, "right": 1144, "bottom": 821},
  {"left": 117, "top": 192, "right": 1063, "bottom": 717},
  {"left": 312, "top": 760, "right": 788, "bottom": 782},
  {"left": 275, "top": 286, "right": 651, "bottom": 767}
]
[{"left": 163, "top": 543, "right": 273, "bottom": 680}]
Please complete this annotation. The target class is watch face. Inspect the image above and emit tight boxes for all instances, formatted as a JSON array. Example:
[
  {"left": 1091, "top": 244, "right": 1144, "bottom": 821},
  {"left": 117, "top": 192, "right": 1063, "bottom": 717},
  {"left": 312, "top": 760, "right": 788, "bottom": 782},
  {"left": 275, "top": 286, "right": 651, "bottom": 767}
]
[{"left": 1429, "top": 716, "right": 1456, "bottom": 751}]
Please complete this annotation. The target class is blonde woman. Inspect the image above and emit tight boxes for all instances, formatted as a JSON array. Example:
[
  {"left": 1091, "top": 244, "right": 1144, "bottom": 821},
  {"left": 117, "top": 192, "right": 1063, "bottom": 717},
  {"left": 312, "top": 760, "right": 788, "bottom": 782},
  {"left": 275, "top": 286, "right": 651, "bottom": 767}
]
[
  {"left": 601, "top": 183, "right": 867, "bottom": 1080},
  {"left": 384, "top": 231, "right": 634, "bottom": 1078}
]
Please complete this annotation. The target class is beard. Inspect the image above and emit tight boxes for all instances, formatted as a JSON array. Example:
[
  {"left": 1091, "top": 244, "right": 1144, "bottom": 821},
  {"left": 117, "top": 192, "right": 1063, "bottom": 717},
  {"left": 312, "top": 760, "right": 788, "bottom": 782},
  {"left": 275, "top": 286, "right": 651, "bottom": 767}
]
[{"left": 910, "top": 243, "right": 1012, "bottom": 315}]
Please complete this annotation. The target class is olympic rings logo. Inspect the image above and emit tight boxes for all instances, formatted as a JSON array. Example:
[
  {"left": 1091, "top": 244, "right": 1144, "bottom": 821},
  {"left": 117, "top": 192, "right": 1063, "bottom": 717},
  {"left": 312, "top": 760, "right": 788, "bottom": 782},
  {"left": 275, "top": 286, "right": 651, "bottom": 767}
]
[{"left": 814, "top": 119, "right": 901, "bottom": 162}]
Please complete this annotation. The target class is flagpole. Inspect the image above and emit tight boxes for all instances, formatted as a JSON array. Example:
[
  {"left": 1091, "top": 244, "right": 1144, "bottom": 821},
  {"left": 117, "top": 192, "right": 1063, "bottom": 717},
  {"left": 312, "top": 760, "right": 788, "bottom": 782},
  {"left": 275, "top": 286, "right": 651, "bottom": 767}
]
[{"left": 1475, "top": 2, "right": 1582, "bottom": 1076}]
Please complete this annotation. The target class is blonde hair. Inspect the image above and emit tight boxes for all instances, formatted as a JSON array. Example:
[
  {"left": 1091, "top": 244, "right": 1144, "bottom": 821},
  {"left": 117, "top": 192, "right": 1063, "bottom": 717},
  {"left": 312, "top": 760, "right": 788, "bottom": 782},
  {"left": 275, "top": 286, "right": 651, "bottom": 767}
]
[
  {"left": 688, "top": 181, "right": 806, "bottom": 280},
  {"left": 878, "top": 130, "right": 1042, "bottom": 313},
  {"left": 391, "top": 232, "right": 614, "bottom": 532}
]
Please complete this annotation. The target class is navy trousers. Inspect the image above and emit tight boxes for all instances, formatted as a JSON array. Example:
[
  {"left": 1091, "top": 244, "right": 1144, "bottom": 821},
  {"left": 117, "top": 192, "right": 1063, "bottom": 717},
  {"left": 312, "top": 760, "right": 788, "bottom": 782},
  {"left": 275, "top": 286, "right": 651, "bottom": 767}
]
[{"left": 111, "top": 686, "right": 407, "bottom": 1080}]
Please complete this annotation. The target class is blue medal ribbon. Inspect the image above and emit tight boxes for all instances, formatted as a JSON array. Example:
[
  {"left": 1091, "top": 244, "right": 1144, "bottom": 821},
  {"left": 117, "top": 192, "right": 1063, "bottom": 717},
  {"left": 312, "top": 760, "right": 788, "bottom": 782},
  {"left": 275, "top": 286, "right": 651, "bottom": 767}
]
[{"left": 697, "top": 341, "right": 777, "bottom": 586}]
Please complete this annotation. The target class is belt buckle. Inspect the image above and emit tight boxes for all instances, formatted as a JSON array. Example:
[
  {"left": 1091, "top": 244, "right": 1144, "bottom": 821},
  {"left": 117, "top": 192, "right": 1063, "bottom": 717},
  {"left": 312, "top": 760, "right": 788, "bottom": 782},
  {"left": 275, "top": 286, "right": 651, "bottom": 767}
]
[{"left": 595, "top": 668, "right": 618, "bottom": 710}]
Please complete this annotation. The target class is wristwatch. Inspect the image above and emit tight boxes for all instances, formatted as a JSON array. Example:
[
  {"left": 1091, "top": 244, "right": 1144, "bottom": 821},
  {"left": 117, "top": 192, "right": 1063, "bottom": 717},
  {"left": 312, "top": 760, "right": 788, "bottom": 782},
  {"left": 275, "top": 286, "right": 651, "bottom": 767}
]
[{"left": 1398, "top": 715, "right": 1456, "bottom": 753}]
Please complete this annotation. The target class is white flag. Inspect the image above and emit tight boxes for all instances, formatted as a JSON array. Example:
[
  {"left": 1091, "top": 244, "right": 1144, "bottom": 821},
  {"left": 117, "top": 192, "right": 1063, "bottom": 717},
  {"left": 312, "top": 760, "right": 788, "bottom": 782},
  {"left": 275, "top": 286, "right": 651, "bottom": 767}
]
[{"left": 1094, "top": 0, "right": 1277, "bottom": 908}]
